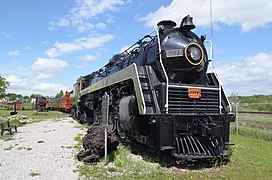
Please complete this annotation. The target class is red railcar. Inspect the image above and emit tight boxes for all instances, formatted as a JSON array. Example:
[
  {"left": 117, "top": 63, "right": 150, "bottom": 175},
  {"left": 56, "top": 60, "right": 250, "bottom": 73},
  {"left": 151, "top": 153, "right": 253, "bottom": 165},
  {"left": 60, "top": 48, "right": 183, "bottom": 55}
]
[{"left": 7, "top": 101, "right": 23, "bottom": 110}]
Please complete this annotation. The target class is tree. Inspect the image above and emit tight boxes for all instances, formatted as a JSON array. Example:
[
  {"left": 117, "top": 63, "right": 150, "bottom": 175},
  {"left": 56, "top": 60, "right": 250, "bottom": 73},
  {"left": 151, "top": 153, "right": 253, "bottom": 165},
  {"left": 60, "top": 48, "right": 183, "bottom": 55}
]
[
  {"left": 23, "top": 95, "right": 30, "bottom": 101},
  {"left": 0, "top": 75, "right": 10, "bottom": 98},
  {"left": 30, "top": 94, "right": 43, "bottom": 99},
  {"left": 55, "top": 90, "right": 64, "bottom": 98},
  {"left": 6, "top": 93, "right": 17, "bottom": 101}
]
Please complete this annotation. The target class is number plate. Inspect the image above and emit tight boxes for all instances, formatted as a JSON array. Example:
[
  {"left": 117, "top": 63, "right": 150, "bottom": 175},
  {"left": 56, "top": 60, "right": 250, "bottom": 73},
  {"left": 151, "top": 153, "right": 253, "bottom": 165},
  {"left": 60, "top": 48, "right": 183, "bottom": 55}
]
[
  {"left": 166, "top": 49, "right": 183, "bottom": 57},
  {"left": 188, "top": 88, "right": 201, "bottom": 98}
]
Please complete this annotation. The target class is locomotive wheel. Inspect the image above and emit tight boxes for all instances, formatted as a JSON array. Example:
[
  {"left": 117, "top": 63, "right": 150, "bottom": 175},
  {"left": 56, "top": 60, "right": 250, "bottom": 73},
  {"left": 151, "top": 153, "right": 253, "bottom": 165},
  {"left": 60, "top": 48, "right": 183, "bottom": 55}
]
[
  {"left": 78, "top": 111, "right": 87, "bottom": 124},
  {"left": 116, "top": 121, "right": 126, "bottom": 139}
]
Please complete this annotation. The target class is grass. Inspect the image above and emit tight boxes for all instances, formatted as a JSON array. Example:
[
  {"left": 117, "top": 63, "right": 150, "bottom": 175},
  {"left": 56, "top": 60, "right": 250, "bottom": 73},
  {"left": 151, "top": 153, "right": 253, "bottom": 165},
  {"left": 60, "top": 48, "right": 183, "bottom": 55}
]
[
  {"left": 234, "top": 114, "right": 272, "bottom": 141},
  {"left": 239, "top": 116, "right": 272, "bottom": 130},
  {"left": 4, "top": 146, "right": 14, "bottom": 150},
  {"left": 75, "top": 114, "right": 272, "bottom": 179},
  {"left": 16, "top": 147, "right": 32, "bottom": 151},
  {"left": 76, "top": 134, "right": 272, "bottom": 179},
  {"left": 232, "top": 125, "right": 272, "bottom": 141},
  {"left": 74, "top": 133, "right": 84, "bottom": 150},
  {"left": 222, "top": 134, "right": 272, "bottom": 179},
  {"left": 29, "top": 172, "right": 41, "bottom": 177},
  {"left": 0, "top": 109, "right": 68, "bottom": 137},
  {"left": 74, "top": 123, "right": 89, "bottom": 131},
  {"left": 61, "top": 145, "right": 73, "bottom": 149},
  {"left": 9, "top": 118, "right": 23, "bottom": 127},
  {"left": 0, "top": 109, "right": 68, "bottom": 120},
  {"left": 255, "top": 118, "right": 272, "bottom": 127},
  {"left": 0, "top": 134, "right": 14, "bottom": 141},
  {"left": 76, "top": 144, "right": 165, "bottom": 179}
]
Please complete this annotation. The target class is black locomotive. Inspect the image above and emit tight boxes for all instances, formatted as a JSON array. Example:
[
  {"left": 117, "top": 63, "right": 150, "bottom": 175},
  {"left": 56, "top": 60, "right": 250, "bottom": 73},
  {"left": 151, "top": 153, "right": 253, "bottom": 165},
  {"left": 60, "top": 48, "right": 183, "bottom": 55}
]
[
  {"left": 73, "top": 15, "right": 234, "bottom": 161},
  {"left": 35, "top": 96, "right": 47, "bottom": 111}
]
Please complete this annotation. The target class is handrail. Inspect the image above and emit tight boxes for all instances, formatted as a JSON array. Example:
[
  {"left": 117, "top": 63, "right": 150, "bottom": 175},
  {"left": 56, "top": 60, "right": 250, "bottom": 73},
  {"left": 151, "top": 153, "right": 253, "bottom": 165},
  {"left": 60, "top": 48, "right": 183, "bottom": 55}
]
[{"left": 156, "top": 29, "right": 169, "bottom": 113}]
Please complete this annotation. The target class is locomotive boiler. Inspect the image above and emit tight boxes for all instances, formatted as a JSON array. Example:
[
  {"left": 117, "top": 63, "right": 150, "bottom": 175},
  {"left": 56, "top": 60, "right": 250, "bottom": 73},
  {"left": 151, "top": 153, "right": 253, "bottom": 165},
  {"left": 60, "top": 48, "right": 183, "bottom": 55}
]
[{"left": 73, "top": 15, "right": 234, "bottom": 161}]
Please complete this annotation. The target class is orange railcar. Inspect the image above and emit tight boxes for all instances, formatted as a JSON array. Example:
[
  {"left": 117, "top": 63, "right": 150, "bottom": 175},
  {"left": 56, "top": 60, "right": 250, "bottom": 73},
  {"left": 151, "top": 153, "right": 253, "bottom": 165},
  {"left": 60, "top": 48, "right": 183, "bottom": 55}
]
[{"left": 59, "top": 91, "right": 72, "bottom": 112}]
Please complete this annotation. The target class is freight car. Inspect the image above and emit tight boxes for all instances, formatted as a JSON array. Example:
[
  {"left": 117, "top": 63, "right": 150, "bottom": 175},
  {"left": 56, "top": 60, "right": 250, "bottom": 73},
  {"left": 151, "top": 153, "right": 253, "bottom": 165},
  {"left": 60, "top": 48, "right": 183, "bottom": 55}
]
[
  {"left": 47, "top": 91, "right": 72, "bottom": 112},
  {"left": 47, "top": 98, "right": 60, "bottom": 110},
  {"left": 73, "top": 15, "right": 234, "bottom": 161}
]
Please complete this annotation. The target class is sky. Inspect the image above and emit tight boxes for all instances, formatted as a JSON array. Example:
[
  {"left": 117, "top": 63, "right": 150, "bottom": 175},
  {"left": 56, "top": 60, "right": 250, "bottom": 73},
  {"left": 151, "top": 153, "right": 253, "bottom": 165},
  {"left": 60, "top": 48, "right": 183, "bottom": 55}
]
[{"left": 1, "top": 0, "right": 272, "bottom": 97}]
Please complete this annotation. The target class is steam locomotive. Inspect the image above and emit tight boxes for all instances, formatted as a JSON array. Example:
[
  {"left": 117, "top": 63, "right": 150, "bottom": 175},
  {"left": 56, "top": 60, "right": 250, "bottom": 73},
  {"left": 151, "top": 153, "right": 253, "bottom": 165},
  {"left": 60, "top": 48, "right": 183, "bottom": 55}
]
[
  {"left": 34, "top": 96, "right": 47, "bottom": 111},
  {"left": 72, "top": 15, "right": 234, "bottom": 161}
]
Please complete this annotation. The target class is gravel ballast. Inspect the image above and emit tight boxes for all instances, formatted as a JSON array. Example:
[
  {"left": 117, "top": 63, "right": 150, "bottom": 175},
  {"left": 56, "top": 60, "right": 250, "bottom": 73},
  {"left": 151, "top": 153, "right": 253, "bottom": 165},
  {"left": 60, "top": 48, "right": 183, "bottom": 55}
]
[{"left": 0, "top": 117, "right": 84, "bottom": 180}]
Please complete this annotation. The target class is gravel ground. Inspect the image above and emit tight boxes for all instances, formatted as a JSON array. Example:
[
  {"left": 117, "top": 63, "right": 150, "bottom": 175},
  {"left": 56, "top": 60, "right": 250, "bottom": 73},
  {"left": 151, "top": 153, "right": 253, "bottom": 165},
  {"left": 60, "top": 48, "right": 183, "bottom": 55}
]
[{"left": 0, "top": 117, "right": 84, "bottom": 180}]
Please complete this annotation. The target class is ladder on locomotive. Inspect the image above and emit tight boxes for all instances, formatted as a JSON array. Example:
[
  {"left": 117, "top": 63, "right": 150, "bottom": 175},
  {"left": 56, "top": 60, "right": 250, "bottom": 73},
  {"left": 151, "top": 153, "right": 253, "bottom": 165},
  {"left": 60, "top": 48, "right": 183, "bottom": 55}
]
[{"left": 138, "top": 66, "right": 159, "bottom": 114}]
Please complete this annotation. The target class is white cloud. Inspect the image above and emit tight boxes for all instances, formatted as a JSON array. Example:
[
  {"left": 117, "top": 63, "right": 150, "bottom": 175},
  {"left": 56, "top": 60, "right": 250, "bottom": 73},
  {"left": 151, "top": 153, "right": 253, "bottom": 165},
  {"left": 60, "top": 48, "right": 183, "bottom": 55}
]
[
  {"left": 6, "top": 75, "right": 28, "bottom": 88},
  {"left": 45, "top": 34, "right": 113, "bottom": 58},
  {"left": 6, "top": 74, "right": 69, "bottom": 96},
  {"left": 6, "top": 75, "right": 33, "bottom": 95},
  {"left": 95, "top": 22, "right": 106, "bottom": 30},
  {"left": 5, "top": 58, "right": 69, "bottom": 96},
  {"left": 7, "top": 50, "right": 20, "bottom": 56},
  {"left": 215, "top": 53, "right": 272, "bottom": 95},
  {"left": 56, "top": 18, "right": 70, "bottom": 27},
  {"left": 49, "top": 0, "right": 128, "bottom": 32},
  {"left": 139, "top": 0, "right": 272, "bottom": 33},
  {"left": 45, "top": 42, "right": 81, "bottom": 58},
  {"left": 32, "top": 58, "right": 68, "bottom": 72},
  {"left": 72, "top": 0, "right": 125, "bottom": 19},
  {"left": 6, "top": 74, "right": 34, "bottom": 95},
  {"left": 80, "top": 54, "right": 97, "bottom": 62},
  {"left": 32, "top": 58, "right": 68, "bottom": 79},
  {"left": 32, "top": 83, "right": 69, "bottom": 95},
  {"left": 48, "top": 18, "right": 71, "bottom": 31},
  {"left": 36, "top": 73, "right": 54, "bottom": 80}
]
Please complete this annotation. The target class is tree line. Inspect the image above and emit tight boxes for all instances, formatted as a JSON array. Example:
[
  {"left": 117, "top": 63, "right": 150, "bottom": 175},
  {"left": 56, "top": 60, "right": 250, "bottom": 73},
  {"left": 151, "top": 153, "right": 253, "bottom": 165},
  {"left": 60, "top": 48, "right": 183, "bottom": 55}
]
[
  {"left": 229, "top": 93, "right": 272, "bottom": 112},
  {"left": 0, "top": 75, "right": 64, "bottom": 101},
  {"left": 2, "top": 91, "right": 64, "bottom": 102}
]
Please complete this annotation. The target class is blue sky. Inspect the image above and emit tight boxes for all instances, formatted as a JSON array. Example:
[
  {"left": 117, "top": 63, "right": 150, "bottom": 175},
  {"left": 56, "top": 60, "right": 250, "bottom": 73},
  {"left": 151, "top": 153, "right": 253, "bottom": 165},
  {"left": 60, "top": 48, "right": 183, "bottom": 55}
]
[{"left": 1, "top": 0, "right": 272, "bottom": 97}]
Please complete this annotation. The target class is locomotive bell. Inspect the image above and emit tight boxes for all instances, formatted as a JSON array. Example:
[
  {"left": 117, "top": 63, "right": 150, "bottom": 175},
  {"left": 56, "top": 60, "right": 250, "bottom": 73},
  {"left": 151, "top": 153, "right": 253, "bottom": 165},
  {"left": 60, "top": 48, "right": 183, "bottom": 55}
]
[{"left": 180, "top": 15, "right": 195, "bottom": 30}]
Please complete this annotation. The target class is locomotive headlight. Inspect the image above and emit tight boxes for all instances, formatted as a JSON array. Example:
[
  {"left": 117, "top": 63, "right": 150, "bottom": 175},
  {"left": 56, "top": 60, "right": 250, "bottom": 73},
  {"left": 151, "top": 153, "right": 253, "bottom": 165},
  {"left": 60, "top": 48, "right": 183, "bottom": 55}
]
[
  {"left": 185, "top": 43, "right": 204, "bottom": 66},
  {"left": 189, "top": 47, "right": 201, "bottom": 61}
]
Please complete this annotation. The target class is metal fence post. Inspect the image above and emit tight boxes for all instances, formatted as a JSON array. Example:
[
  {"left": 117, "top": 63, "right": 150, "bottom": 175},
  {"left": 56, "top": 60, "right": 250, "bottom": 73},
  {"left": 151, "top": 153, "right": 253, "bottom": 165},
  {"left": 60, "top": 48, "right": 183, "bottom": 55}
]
[
  {"left": 101, "top": 92, "right": 109, "bottom": 165},
  {"left": 235, "top": 100, "right": 240, "bottom": 135}
]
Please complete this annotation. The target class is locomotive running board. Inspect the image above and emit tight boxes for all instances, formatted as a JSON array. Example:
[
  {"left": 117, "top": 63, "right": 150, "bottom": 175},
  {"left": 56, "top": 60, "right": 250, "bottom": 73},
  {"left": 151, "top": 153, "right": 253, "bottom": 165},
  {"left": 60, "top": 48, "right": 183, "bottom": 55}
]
[{"left": 80, "top": 63, "right": 146, "bottom": 114}]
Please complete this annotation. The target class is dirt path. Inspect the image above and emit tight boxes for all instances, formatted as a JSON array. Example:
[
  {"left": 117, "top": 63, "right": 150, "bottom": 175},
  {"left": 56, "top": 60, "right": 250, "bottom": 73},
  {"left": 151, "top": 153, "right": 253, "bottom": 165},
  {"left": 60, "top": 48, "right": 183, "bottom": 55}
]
[{"left": 0, "top": 117, "right": 84, "bottom": 180}]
